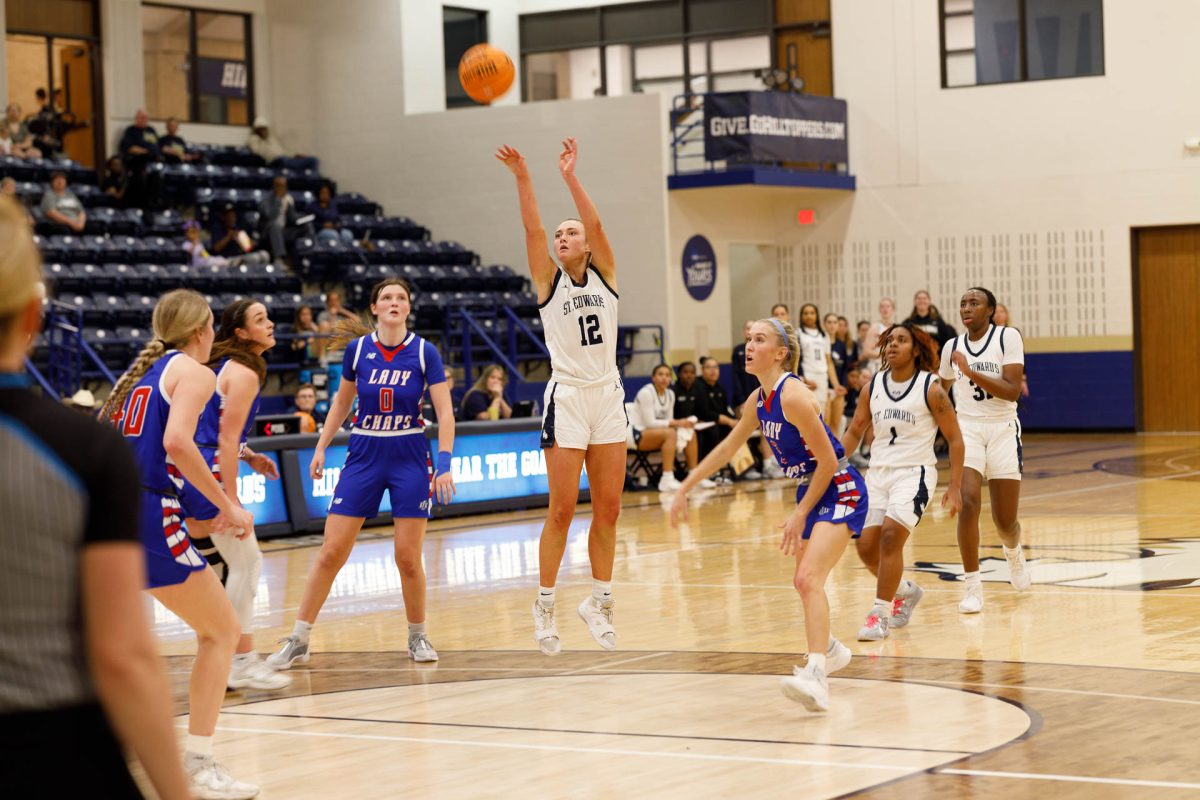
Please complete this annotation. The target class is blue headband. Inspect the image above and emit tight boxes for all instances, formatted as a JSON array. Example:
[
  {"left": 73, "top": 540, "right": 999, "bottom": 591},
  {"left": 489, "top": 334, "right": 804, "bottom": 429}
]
[{"left": 769, "top": 318, "right": 790, "bottom": 356}]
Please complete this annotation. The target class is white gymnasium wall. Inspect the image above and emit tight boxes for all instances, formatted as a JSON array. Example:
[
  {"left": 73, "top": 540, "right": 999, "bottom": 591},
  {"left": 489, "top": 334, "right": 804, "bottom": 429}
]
[
  {"left": 100, "top": 0, "right": 271, "bottom": 152},
  {"left": 667, "top": 0, "right": 1200, "bottom": 358}
]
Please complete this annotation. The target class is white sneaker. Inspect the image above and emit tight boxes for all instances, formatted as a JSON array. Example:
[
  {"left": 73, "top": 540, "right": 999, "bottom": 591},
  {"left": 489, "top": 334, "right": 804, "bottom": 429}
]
[
  {"left": 697, "top": 477, "right": 717, "bottom": 489},
  {"left": 743, "top": 468, "right": 763, "bottom": 481},
  {"left": 408, "top": 633, "right": 439, "bottom": 662},
  {"left": 657, "top": 473, "right": 682, "bottom": 492},
  {"left": 532, "top": 601, "right": 561, "bottom": 656},
  {"left": 1004, "top": 545, "right": 1032, "bottom": 591},
  {"left": 825, "top": 639, "right": 852, "bottom": 674},
  {"left": 959, "top": 581, "right": 984, "bottom": 614},
  {"left": 577, "top": 595, "right": 617, "bottom": 650},
  {"left": 228, "top": 654, "right": 292, "bottom": 691},
  {"left": 186, "top": 754, "right": 259, "bottom": 799},
  {"left": 890, "top": 582, "right": 924, "bottom": 628},
  {"left": 265, "top": 635, "right": 310, "bottom": 670},
  {"left": 780, "top": 664, "right": 829, "bottom": 712},
  {"left": 857, "top": 609, "right": 890, "bottom": 641},
  {"left": 763, "top": 462, "right": 786, "bottom": 480}
]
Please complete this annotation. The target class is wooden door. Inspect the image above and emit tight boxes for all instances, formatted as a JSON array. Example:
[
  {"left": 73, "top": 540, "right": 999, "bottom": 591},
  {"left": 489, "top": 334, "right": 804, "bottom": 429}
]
[
  {"left": 60, "top": 42, "right": 94, "bottom": 168},
  {"left": 1134, "top": 225, "right": 1200, "bottom": 431},
  {"left": 775, "top": 29, "right": 832, "bottom": 97}
]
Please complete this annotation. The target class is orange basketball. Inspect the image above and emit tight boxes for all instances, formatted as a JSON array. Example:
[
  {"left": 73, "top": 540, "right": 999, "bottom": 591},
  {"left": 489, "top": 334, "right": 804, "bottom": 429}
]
[{"left": 458, "top": 44, "right": 515, "bottom": 104}]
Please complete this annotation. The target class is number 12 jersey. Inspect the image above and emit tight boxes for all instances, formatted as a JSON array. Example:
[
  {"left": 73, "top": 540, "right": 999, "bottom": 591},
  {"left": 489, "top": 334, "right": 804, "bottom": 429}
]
[{"left": 538, "top": 263, "right": 620, "bottom": 385}]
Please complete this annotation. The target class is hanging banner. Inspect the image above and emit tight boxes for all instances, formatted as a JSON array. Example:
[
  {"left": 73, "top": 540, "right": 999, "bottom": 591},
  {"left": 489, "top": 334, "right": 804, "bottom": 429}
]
[{"left": 704, "top": 91, "right": 848, "bottom": 164}]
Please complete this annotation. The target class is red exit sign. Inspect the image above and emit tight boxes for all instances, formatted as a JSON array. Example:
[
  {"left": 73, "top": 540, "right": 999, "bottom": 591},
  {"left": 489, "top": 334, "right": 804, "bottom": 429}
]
[{"left": 796, "top": 209, "right": 817, "bottom": 226}]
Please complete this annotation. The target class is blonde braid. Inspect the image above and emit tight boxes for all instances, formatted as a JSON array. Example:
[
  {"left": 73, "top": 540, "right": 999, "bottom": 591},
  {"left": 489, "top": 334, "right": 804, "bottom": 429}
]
[{"left": 98, "top": 339, "right": 167, "bottom": 424}]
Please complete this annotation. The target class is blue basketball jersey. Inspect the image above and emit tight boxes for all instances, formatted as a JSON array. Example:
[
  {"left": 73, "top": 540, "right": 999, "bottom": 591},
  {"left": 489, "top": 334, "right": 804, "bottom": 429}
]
[
  {"left": 118, "top": 351, "right": 188, "bottom": 495},
  {"left": 756, "top": 372, "right": 845, "bottom": 479},
  {"left": 342, "top": 332, "right": 445, "bottom": 435},
  {"left": 194, "top": 358, "right": 261, "bottom": 451}
]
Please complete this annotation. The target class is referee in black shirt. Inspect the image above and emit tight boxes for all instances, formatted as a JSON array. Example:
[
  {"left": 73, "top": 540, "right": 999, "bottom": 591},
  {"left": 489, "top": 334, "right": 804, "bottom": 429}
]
[{"left": 0, "top": 198, "right": 188, "bottom": 798}]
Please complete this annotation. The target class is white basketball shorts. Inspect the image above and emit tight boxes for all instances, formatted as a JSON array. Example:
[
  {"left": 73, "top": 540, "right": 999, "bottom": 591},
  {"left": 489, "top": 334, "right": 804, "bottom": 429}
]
[
  {"left": 541, "top": 378, "right": 628, "bottom": 450},
  {"left": 864, "top": 465, "right": 938, "bottom": 532},
  {"left": 959, "top": 417, "right": 1023, "bottom": 481}
]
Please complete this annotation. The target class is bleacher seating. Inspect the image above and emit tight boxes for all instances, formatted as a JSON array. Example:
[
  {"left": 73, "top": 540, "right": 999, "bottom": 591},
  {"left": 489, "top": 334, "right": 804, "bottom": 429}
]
[{"left": 8, "top": 147, "right": 542, "bottom": 379}]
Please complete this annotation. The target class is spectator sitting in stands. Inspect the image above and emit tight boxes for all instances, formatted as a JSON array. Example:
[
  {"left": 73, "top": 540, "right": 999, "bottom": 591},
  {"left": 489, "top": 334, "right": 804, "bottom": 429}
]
[
  {"left": 627, "top": 363, "right": 708, "bottom": 492},
  {"left": 308, "top": 183, "right": 353, "bottom": 245},
  {"left": 0, "top": 124, "right": 13, "bottom": 156},
  {"left": 40, "top": 171, "right": 86, "bottom": 234},
  {"left": 158, "top": 117, "right": 199, "bottom": 164},
  {"left": 317, "top": 289, "right": 355, "bottom": 391},
  {"left": 317, "top": 289, "right": 356, "bottom": 329},
  {"left": 246, "top": 117, "right": 319, "bottom": 172},
  {"left": 119, "top": 108, "right": 161, "bottom": 210},
  {"left": 460, "top": 364, "right": 513, "bottom": 421},
  {"left": 293, "top": 383, "right": 320, "bottom": 433},
  {"left": 208, "top": 203, "right": 253, "bottom": 258},
  {"left": 290, "top": 304, "right": 323, "bottom": 364},
  {"left": 5, "top": 104, "right": 40, "bottom": 159},
  {"left": 100, "top": 156, "right": 128, "bottom": 206},
  {"left": 695, "top": 356, "right": 737, "bottom": 461},
  {"left": 672, "top": 360, "right": 701, "bottom": 421},
  {"left": 906, "top": 289, "right": 957, "bottom": 348},
  {"left": 182, "top": 220, "right": 269, "bottom": 269},
  {"left": 29, "top": 88, "right": 62, "bottom": 157},
  {"left": 258, "top": 176, "right": 306, "bottom": 263}
]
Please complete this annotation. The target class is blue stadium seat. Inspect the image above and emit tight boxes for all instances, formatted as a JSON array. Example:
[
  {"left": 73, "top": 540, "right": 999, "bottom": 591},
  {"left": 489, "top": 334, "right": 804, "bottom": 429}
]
[
  {"left": 44, "top": 262, "right": 77, "bottom": 293},
  {"left": 147, "top": 210, "right": 185, "bottom": 236},
  {"left": 125, "top": 294, "right": 157, "bottom": 324},
  {"left": 438, "top": 241, "right": 475, "bottom": 265},
  {"left": 83, "top": 327, "right": 127, "bottom": 369},
  {"left": 334, "top": 192, "right": 378, "bottom": 216},
  {"left": 74, "top": 263, "right": 112, "bottom": 291}
]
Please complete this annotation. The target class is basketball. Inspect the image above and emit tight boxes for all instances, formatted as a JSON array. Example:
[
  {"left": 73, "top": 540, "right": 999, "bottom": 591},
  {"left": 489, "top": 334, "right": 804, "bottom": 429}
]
[{"left": 458, "top": 43, "right": 514, "bottom": 104}]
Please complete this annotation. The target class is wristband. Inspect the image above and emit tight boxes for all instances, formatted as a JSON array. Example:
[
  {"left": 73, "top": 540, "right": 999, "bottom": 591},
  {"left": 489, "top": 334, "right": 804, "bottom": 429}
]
[{"left": 437, "top": 451, "right": 453, "bottom": 476}]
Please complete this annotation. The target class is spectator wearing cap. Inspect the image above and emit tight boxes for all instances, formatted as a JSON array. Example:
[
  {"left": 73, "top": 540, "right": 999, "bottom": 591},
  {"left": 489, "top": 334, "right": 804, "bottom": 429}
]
[
  {"left": 246, "top": 117, "right": 319, "bottom": 172},
  {"left": 40, "top": 171, "right": 86, "bottom": 234},
  {"left": 158, "top": 118, "right": 199, "bottom": 164},
  {"left": 183, "top": 220, "right": 269, "bottom": 269},
  {"left": 209, "top": 203, "right": 260, "bottom": 259}
]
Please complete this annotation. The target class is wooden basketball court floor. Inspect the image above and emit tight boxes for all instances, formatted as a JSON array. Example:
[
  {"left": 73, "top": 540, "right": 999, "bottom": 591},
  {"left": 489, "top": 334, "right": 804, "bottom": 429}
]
[{"left": 151, "top": 433, "right": 1200, "bottom": 799}]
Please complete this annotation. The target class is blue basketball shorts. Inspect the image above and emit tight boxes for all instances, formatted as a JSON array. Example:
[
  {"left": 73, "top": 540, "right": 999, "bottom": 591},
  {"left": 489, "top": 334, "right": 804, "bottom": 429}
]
[
  {"left": 329, "top": 432, "right": 433, "bottom": 519},
  {"left": 795, "top": 465, "right": 868, "bottom": 540},
  {"left": 179, "top": 445, "right": 222, "bottom": 522},
  {"left": 140, "top": 490, "right": 206, "bottom": 589}
]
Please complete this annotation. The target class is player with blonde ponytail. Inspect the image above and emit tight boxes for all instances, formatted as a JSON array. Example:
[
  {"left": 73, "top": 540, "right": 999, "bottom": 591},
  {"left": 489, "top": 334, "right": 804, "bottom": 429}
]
[
  {"left": 105, "top": 288, "right": 260, "bottom": 799},
  {"left": 670, "top": 317, "right": 867, "bottom": 713}
]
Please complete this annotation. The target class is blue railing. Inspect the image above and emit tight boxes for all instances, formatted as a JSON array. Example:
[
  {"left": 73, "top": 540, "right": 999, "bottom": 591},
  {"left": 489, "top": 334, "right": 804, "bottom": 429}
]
[
  {"left": 671, "top": 93, "right": 710, "bottom": 175},
  {"left": 41, "top": 300, "right": 115, "bottom": 398}
]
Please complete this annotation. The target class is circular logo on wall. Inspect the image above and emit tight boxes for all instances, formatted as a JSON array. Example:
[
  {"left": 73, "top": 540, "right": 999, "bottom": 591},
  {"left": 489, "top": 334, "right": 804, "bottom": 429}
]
[{"left": 682, "top": 235, "right": 716, "bottom": 301}]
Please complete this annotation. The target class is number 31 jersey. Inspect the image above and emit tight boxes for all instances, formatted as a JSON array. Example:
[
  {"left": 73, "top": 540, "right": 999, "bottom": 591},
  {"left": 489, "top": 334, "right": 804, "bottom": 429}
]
[
  {"left": 939, "top": 324, "right": 1024, "bottom": 423},
  {"left": 537, "top": 263, "right": 619, "bottom": 385}
]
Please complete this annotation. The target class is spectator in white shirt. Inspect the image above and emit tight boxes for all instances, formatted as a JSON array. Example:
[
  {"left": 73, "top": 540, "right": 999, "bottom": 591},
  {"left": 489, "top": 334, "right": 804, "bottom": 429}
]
[{"left": 627, "top": 364, "right": 713, "bottom": 492}]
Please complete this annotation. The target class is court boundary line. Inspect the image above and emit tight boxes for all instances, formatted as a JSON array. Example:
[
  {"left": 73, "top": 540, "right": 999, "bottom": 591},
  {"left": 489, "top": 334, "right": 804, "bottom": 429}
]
[
  {"left": 197, "top": 722, "right": 960, "bottom": 772},
  {"left": 219, "top": 707, "right": 974, "bottom": 756},
  {"left": 937, "top": 768, "right": 1200, "bottom": 791}
]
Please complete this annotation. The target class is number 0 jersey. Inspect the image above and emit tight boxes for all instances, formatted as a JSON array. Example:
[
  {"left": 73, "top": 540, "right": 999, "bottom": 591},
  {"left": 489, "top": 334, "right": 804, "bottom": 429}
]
[
  {"left": 342, "top": 331, "right": 445, "bottom": 436},
  {"left": 938, "top": 325, "right": 1024, "bottom": 422},
  {"left": 537, "top": 262, "right": 619, "bottom": 387},
  {"left": 868, "top": 370, "right": 938, "bottom": 468}
]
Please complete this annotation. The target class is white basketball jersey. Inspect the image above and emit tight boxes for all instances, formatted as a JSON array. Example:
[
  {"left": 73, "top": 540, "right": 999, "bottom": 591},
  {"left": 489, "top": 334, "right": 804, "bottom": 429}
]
[
  {"left": 538, "top": 264, "right": 619, "bottom": 386},
  {"left": 869, "top": 370, "right": 938, "bottom": 468},
  {"left": 798, "top": 328, "right": 830, "bottom": 377},
  {"left": 939, "top": 325, "right": 1024, "bottom": 422}
]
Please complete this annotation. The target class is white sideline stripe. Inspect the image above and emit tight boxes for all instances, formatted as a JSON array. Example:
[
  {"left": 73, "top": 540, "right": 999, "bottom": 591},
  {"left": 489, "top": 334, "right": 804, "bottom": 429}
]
[
  {"left": 938, "top": 768, "right": 1200, "bottom": 790},
  {"left": 603, "top": 580, "right": 1200, "bottom": 600},
  {"left": 1005, "top": 470, "right": 1200, "bottom": 503},
  {"left": 560, "top": 651, "right": 671, "bottom": 675},
  {"left": 913, "top": 679, "right": 1200, "bottom": 708},
  {"left": 200, "top": 724, "right": 927, "bottom": 772}
]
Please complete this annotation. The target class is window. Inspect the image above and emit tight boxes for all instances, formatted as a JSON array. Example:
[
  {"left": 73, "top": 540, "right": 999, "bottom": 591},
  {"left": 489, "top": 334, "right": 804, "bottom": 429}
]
[
  {"left": 523, "top": 49, "right": 601, "bottom": 102},
  {"left": 940, "top": 0, "right": 1103, "bottom": 88},
  {"left": 444, "top": 7, "right": 488, "bottom": 109},
  {"left": 142, "top": 4, "right": 253, "bottom": 124}
]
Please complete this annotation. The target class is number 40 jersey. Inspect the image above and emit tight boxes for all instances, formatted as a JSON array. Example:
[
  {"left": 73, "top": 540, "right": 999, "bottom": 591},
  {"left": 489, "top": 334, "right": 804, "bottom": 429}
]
[{"left": 939, "top": 324, "right": 1024, "bottom": 423}]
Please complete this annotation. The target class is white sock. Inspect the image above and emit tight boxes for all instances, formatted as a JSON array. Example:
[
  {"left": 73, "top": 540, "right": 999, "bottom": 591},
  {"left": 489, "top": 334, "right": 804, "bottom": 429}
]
[
  {"left": 964, "top": 571, "right": 981, "bottom": 586},
  {"left": 408, "top": 622, "right": 426, "bottom": 638},
  {"left": 873, "top": 598, "right": 890, "bottom": 618},
  {"left": 1002, "top": 544, "right": 1021, "bottom": 556},
  {"left": 185, "top": 734, "right": 213, "bottom": 758},
  {"left": 895, "top": 579, "right": 913, "bottom": 597},
  {"left": 592, "top": 580, "right": 613, "bottom": 603},
  {"left": 292, "top": 620, "right": 313, "bottom": 643},
  {"left": 537, "top": 586, "right": 556, "bottom": 609},
  {"left": 826, "top": 636, "right": 838, "bottom": 653},
  {"left": 808, "top": 652, "right": 827, "bottom": 673}
]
